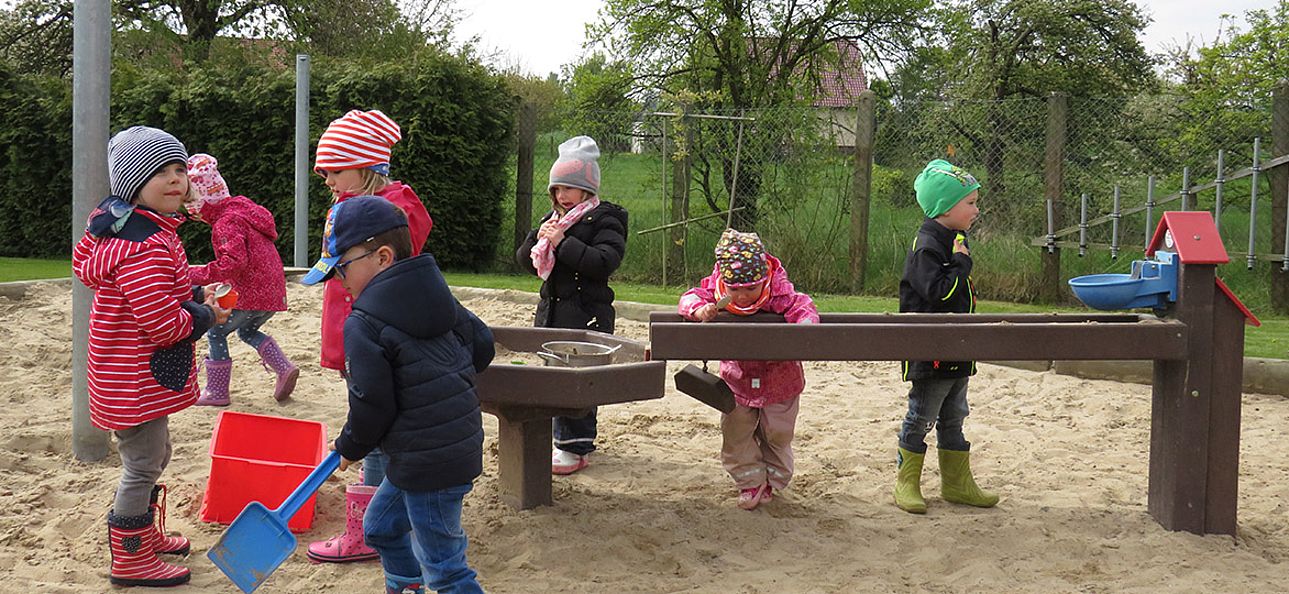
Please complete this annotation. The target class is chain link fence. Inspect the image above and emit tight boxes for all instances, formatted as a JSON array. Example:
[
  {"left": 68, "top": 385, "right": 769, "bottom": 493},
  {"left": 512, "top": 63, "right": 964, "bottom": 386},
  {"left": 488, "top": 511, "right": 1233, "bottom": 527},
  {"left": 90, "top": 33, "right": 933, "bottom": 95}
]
[{"left": 507, "top": 89, "right": 1286, "bottom": 305}]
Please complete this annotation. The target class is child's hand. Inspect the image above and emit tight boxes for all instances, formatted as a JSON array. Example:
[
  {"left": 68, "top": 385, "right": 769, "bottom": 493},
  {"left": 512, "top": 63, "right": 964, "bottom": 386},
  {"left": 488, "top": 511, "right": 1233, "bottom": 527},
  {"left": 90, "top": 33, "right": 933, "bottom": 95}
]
[
  {"left": 204, "top": 292, "right": 232, "bottom": 325},
  {"left": 331, "top": 444, "right": 356, "bottom": 471},
  {"left": 953, "top": 234, "right": 970, "bottom": 256},
  {"left": 694, "top": 303, "right": 719, "bottom": 322},
  {"left": 538, "top": 221, "right": 565, "bottom": 246}
]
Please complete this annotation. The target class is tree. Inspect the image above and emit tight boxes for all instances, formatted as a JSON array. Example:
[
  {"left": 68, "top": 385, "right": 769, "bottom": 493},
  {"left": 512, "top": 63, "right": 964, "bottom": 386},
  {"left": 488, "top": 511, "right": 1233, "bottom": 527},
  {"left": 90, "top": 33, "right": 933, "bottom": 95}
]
[
  {"left": 587, "top": 0, "right": 931, "bottom": 228},
  {"left": 0, "top": 0, "right": 458, "bottom": 71}
]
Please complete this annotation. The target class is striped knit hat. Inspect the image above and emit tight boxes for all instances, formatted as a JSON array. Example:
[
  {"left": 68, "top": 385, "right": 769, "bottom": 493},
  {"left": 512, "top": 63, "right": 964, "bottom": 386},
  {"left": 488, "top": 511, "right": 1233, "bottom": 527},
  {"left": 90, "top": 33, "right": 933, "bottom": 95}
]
[
  {"left": 108, "top": 126, "right": 188, "bottom": 203},
  {"left": 314, "top": 109, "right": 402, "bottom": 176}
]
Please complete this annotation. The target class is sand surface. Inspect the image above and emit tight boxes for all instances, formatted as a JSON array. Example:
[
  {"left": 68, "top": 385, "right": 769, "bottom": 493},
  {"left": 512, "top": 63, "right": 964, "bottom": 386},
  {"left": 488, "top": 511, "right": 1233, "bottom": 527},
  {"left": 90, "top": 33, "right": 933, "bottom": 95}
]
[{"left": 1, "top": 281, "right": 1287, "bottom": 592}]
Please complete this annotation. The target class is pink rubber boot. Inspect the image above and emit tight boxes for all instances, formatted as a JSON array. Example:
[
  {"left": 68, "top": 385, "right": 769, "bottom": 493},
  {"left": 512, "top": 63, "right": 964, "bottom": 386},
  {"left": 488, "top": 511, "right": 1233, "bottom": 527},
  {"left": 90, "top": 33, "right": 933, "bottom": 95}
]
[
  {"left": 306, "top": 484, "right": 379, "bottom": 563},
  {"left": 196, "top": 358, "right": 232, "bottom": 406},
  {"left": 256, "top": 337, "right": 299, "bottom": 401}
]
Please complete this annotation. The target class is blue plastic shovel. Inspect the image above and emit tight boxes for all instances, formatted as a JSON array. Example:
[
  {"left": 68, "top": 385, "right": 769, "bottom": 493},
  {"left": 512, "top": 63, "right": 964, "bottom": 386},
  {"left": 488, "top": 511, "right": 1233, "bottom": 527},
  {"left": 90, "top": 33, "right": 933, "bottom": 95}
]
[{"left": 208, "top": 450, "right": 342, "bottom": 593}]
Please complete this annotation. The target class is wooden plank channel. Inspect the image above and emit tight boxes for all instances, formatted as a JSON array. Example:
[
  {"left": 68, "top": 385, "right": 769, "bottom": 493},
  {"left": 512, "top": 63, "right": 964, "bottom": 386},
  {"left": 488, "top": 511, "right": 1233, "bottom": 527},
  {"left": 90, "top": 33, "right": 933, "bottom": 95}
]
[{"left": 649, "top": 320, "right": 1187, "bottom": 361}]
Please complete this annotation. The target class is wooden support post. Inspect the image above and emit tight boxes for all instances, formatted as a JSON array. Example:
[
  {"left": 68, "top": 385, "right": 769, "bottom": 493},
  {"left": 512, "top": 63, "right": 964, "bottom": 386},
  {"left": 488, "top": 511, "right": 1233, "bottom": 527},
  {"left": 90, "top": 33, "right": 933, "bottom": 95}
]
[
  {"left": 513, "top": 101, "right": 536, "bottom": 269},
  {"left": 849, "top": 90, "right": 875, "bottom": 293},
  {"left": 1271, "top": 80, "right": 1289, "bottom": 312},
  {"left": 1148, "top": 261, "right": 1240, "bottom": 535},
  {"left": 1040, "top": 92, "right": 1068, "bottom": 303}
]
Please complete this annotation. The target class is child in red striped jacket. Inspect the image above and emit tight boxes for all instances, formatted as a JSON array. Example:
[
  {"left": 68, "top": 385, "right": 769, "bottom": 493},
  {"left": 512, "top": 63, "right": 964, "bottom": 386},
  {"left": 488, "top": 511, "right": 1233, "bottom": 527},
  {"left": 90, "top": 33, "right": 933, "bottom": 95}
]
[{"left": 72, "top": 126, "right": 231, "bottom": 588}]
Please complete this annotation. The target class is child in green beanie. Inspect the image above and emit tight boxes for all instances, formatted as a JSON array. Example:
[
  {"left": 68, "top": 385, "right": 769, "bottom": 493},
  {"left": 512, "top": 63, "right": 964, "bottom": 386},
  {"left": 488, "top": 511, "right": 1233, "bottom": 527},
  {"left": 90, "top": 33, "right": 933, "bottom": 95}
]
[{"left": 893, "top": 159, "right": 999, "bottom": 514}]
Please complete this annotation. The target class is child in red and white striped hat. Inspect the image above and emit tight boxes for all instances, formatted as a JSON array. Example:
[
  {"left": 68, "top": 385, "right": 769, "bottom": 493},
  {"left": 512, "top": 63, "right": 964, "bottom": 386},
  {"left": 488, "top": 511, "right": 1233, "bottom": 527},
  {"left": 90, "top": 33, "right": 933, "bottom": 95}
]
[{"left": 307, "top": 109, "right": 433, "bottom": 564}]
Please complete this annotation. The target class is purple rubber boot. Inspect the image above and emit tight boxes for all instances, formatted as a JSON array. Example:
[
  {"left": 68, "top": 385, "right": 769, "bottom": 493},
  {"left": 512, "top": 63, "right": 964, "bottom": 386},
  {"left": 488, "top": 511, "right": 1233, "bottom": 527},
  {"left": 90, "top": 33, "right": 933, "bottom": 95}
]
[{"left": 196, "top": 358, "right": 232, "bottom": 406}]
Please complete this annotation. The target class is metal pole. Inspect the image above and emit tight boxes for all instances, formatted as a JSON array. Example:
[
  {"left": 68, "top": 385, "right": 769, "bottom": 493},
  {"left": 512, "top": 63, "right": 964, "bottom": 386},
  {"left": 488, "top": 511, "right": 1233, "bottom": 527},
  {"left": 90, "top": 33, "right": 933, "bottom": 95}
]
[
  {"left": 1045, "top": 196, "right": 1055, "bottom": 254},
  {"left": 726, "top": 118, "right": 745, "bottom": 230},
  {"left": 1214, "top": 149, "right": 1225, "bottom": 236},
  {"left": 1079, "top": 192, "right": 1089, "bottom": 257},
  {"left": 1145, "top": 176, "right": 1156, "bottom": 250},
  {"left": 1111, "top": 185, "right": 1121, "bottom": 259},
  {"left": 1180, "top": 167, "right": 1191, "bottom": 211},
  {"left": 71, "top": 0, "right": 111, "bottom": 461},
  {"left": 1248, "top": 137, "right": 1261, "bottom": 269},
  {"left": 293, "top": 54, "right": 310, "bottom": 267},
  {"left": 661, "top": 118, "right": 668, "bottom": 286}
]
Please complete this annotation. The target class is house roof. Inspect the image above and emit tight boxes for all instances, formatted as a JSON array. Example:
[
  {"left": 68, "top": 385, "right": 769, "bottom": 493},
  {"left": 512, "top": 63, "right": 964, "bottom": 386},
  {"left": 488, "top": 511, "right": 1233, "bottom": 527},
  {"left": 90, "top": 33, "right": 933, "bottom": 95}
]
[{"left": 811, "top": 40, "right": 868, "bottom": 108}]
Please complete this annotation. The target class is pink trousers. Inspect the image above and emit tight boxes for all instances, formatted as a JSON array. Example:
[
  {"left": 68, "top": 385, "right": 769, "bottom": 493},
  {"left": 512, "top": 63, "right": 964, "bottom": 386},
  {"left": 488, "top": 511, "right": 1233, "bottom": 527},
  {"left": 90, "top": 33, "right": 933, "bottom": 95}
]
[{"left": 720, "top": 397, "right": 800, "bottom": 490}]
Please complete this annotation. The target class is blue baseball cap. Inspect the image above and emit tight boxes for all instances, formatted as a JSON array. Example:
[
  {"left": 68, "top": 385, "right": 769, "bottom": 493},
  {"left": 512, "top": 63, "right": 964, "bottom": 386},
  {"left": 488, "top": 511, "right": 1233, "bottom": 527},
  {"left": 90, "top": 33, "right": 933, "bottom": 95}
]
[{"left": 301, "top": 195, "right": 409, "bottom": 285}]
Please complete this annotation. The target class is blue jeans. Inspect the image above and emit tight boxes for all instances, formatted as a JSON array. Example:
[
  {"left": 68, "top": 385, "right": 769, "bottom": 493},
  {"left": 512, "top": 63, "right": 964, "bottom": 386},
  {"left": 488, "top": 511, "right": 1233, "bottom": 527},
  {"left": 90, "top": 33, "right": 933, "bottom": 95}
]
[
  {"left": 364, "top": 481, "right": 482, "bottom": 594},
  {"left": 363, "top": 448, "right": 388, "bottom": 486},
  {"left": 553, "top": 408, "right": 597, "bottom": 456},
  {"left": 898, "top": 377, "right": 971, "bottom": 454},
  {"left": 206, "top": 309, "right": 275, "bottom": 361}
]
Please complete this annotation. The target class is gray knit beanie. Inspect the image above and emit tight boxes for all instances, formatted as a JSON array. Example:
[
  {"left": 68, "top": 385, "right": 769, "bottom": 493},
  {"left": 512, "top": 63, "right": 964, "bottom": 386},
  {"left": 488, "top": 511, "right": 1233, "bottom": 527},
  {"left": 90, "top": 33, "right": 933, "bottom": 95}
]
[
  {"left": 548, "top": 135, "right": 601, "bottom": 196},
  {"left": 108, "top": 126, "right": 189, "bottom": 203}
]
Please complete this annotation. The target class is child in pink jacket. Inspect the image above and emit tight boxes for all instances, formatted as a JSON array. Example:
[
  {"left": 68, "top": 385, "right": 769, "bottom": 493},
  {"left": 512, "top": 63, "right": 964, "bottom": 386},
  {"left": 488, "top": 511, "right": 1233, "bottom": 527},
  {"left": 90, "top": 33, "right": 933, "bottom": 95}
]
[
  {"left": 678, "top": 229, "right": 819, "bottom": 510},
  {"left": 185, "top": 153, "right": 297, "bottom": 405}
]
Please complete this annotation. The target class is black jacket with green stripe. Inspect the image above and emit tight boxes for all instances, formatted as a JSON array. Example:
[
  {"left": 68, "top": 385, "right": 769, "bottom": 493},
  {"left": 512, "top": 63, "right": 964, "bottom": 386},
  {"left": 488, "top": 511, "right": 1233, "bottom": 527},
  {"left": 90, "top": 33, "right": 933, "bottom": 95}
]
[{"left": 898, "top": 218, "right": 977, "bottom": 381}]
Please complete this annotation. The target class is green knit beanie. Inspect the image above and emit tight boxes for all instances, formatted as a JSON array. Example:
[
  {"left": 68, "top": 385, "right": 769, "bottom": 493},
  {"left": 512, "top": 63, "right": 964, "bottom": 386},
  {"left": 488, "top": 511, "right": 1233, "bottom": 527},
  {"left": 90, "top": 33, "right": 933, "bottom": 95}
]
[{"left": 915, "top": 159, "right": 980, "bottom": 218}]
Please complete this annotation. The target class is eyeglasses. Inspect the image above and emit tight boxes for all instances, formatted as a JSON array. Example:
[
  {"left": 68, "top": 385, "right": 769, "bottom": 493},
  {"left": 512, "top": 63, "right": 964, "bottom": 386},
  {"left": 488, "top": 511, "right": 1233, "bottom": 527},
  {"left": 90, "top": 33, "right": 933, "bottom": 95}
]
[{"left": 334, "top": 249, "right": 378, "bottom": 279}]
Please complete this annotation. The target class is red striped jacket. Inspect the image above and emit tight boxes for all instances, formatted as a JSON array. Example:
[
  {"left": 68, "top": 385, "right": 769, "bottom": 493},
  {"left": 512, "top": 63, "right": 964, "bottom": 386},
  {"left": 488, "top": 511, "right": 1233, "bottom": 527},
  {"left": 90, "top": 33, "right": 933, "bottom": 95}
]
[{"left": 72, "top": 206, "right": 212, "bottom": 430}]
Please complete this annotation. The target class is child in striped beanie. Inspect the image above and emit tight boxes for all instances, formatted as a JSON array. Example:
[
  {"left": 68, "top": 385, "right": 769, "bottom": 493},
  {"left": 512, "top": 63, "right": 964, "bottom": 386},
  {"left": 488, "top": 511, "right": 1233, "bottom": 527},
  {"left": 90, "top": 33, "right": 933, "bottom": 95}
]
[
  {"left": 73, "top": 126, "right": 232, "bottom": 587},
  {"left": 307, "top": 108, "right": 433, "bottom": 564}
]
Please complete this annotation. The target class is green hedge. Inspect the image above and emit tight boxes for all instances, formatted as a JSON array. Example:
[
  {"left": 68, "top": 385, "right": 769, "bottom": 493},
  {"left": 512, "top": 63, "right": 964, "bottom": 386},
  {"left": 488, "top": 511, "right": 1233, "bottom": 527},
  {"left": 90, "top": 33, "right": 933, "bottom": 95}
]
[{"left": 0, "top": 54, "right": 515, "bottom": 269}]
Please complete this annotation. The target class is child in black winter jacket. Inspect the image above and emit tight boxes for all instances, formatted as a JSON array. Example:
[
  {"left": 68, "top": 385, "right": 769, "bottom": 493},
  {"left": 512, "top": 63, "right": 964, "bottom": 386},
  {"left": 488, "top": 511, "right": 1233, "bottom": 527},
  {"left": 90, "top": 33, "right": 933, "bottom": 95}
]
[
  {"left": 894, "top": 159, "right": 1000, "bottom": 516},
  {"left": 303, "top": 195, "right": 493, "bottom": 594},
  {"left": 516, "top": 135, "right": 628, "bottom": 475}
]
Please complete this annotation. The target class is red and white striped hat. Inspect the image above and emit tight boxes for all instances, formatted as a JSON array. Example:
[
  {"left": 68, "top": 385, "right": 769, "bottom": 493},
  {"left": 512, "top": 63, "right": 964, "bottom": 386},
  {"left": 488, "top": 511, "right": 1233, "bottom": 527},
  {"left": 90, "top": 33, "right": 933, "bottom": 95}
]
[{"left": 314, "top": 109, "right": 402, "bottom": 175}]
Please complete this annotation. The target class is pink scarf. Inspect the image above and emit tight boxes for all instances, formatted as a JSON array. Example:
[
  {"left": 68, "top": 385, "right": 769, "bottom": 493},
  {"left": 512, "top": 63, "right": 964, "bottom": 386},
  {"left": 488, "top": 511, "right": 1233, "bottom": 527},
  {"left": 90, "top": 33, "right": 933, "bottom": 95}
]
[{"left": 530, "top": 197, "right": 600, "bottom": 280}]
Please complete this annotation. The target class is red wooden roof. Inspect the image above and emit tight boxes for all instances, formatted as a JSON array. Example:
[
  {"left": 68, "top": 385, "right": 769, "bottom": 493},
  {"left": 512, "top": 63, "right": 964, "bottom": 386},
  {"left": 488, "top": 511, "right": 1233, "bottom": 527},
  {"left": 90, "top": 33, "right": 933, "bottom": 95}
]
[
  {"left": 1146, "top": 211, "right": 1258, "bottom": 326},
  {"left": 1146, "top": 212, "right": 1229, "bottom": 264}
]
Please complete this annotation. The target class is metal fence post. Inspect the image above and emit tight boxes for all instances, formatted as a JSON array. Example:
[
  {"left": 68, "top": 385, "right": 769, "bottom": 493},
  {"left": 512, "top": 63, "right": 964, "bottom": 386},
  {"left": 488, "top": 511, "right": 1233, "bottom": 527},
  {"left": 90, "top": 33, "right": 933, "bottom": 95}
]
[
  {"left": 514, "top": 101, "right": 536, "bottom": 266},
  {"left": 293, "top": 54, "right": 310, "bottom": 267},
  {"left": 1040, "top": 92, "right": 1068, "bottom": 302},
  {"left": 668, "top": 109, "right": 691, "bottom": 283},
  {"left": 71, "top": 0, "right": 111, "bottom": 462},
  {"left": 849, "top": 90, "right": 875, "bottom": 293}
]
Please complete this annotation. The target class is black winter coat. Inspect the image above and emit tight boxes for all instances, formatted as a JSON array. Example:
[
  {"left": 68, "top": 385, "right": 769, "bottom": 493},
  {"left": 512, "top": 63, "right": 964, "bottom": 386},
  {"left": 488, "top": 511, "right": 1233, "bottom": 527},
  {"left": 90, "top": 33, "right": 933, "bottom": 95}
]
[
  {"left": 335, "top": 254, "right": 495, "bottom": 492},
  {"left": 515, "top": 201, "right": 628, "bottom": 334},
  {"left": 898, "top": 218, "right": 977, "bottom": 381}
]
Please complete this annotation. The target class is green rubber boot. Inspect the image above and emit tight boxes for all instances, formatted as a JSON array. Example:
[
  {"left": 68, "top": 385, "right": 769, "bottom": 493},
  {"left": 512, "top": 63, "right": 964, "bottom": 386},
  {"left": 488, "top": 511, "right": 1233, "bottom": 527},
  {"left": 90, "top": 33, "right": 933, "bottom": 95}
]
[
  {"left": 894, "top": 447, "right": 927, "bottom": 514},
  {"left": 938, "top": 448, "right": 999, "bottom": 508}
]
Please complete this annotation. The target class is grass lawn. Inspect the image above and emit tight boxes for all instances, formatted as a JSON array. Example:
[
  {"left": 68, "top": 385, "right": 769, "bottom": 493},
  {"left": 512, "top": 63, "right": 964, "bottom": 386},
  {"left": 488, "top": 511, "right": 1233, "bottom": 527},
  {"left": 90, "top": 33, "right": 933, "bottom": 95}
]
[
  {"left": 2, "top": 259, "right": 1281, "bottom": 359},
  {"left": 0, "top": 257, "right": 71, "bottom": 283}
]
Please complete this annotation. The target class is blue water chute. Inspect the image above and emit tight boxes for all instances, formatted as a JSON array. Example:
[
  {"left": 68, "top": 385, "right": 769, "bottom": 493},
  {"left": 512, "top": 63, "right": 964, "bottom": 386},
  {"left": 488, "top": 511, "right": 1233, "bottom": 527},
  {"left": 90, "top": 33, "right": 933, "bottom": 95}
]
[{"left": 1068, "top": 251, "right": 1179, "bottom": 311}]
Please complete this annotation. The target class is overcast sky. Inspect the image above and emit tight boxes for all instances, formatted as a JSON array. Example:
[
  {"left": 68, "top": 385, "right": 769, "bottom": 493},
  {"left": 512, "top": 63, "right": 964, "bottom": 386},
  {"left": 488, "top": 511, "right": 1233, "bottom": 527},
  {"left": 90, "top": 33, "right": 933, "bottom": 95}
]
[{"left": 452, "top": 0, "right": 1281, "bottom": 78}]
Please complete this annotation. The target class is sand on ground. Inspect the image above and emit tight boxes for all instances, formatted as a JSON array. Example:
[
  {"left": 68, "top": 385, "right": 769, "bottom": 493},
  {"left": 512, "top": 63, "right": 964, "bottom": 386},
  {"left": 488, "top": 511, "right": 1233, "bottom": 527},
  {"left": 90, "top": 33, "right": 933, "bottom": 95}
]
[{"left": 1, "top": 281, "right": 1287, "bottom": 593}]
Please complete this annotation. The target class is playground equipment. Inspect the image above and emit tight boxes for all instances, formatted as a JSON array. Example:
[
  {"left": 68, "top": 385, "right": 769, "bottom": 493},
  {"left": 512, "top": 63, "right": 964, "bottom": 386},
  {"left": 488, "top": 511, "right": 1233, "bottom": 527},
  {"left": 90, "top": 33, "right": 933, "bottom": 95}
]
[
  {"left": 653, "top": 212, "right": 1257, "bottom": 536},
  {"left": 475, "top": 327, "right": 665, "bottom": 509}
]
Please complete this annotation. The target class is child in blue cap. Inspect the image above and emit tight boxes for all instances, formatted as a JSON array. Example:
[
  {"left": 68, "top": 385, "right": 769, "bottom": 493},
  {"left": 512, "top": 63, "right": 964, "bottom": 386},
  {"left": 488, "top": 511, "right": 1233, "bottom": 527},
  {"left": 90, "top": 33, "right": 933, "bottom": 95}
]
[
  {"left": 303, "top": 196, "right": 494, "bottom": 594},
  {"left": 894, "top": 159, "right": 999, "bottom": 514}
]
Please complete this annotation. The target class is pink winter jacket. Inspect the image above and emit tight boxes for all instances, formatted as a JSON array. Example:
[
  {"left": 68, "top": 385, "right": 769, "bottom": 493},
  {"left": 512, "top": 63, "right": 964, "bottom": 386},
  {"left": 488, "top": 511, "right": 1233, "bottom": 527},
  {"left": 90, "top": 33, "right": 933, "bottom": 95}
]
[
  {"left": 678, "top": 254, "right": 819, "bottom": 408},
  {"left": 188, "top": 195, "right": 288, "bottom": 312}
]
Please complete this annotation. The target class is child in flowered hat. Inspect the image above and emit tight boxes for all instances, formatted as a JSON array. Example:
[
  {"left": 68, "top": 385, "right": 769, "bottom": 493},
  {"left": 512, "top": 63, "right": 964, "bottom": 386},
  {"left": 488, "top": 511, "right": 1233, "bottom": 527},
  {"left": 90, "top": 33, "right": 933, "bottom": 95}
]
[
  {"left": 678, "top": 229, "right": 819, "bottom": 510},
  {"left": 893, "top": 159, "right": 998, "bottom": 515},
  {"left": 184, "top": 153, "right": 296, "bottom": 406},
  {"left": 307, "top": 108, "right": 433, "bottom": 564}
]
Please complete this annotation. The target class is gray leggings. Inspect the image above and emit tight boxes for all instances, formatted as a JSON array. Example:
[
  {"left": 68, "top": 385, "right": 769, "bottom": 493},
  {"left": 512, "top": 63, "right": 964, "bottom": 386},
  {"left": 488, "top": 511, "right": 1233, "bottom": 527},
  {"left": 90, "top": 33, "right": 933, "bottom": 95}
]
[{"left": 113, "top": 416, "right": 173, "bottom": 517}]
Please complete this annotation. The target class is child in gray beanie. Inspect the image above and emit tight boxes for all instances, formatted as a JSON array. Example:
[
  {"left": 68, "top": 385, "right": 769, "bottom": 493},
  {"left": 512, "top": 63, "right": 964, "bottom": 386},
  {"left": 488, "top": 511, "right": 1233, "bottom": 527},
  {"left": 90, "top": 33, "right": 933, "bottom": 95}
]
[{"left": 516, "top": 135, "right": 628, "bottom": 475}]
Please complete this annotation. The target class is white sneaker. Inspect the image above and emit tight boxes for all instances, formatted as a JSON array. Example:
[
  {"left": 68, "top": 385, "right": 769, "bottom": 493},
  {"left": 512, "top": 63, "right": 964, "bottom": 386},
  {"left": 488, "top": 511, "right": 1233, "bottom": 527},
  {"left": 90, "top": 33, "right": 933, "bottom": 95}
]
[{"left": 551, "top": 449, "right": 589, "bottom": 475}]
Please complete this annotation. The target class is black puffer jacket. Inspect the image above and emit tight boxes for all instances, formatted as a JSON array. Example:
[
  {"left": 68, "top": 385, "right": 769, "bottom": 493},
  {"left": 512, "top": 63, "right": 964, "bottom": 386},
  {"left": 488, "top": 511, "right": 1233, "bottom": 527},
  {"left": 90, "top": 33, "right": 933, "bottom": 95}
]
[
  {"left": 516, "top": 200, "right": 628, "bottom": 333},
  {"left": 335, "top": 254, "right": 495, "bottom": 492},
  {"left": 899, "top": 218, "right": 977, "bottom": 381}
]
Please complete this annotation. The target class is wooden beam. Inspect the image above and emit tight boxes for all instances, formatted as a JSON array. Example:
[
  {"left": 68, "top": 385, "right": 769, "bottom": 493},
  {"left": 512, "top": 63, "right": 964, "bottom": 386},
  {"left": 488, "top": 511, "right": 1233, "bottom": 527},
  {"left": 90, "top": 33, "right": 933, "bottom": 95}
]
[{"left": 649, "top": 321, "right": 1187, "bottom": 361}]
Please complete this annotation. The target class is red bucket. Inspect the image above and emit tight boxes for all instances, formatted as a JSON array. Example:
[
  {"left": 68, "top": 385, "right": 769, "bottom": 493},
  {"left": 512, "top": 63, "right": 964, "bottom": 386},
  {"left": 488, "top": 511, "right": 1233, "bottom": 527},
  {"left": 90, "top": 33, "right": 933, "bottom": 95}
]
[{"left": 200, "top": 411, "right": 327, "bottom": 532}]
